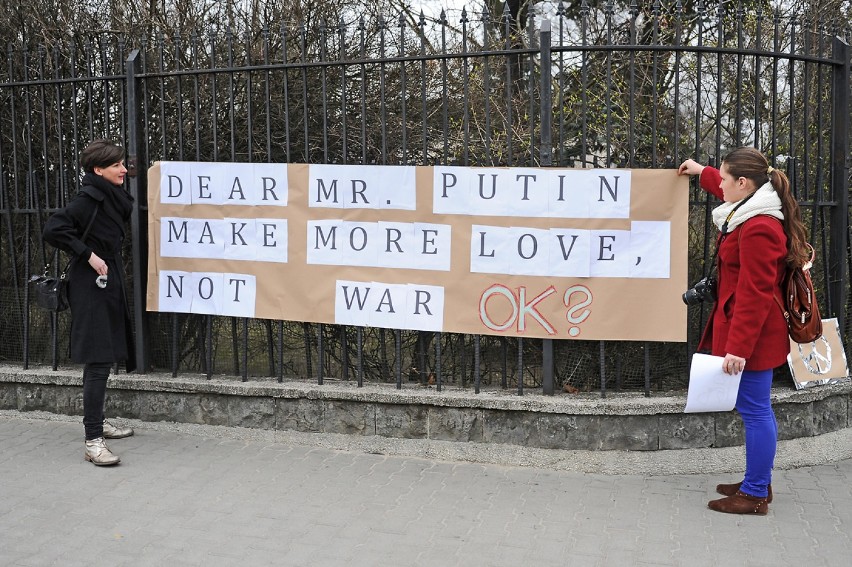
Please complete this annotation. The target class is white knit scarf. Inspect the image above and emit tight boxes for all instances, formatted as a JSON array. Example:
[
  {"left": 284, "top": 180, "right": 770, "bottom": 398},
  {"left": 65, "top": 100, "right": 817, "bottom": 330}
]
[{"left": 711, "top": 181, "right": 784, "bottom": 232}]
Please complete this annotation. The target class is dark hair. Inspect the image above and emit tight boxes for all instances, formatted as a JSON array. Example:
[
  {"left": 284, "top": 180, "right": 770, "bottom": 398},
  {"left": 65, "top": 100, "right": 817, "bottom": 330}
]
[
  {"left": 80, "top": 139, "right": 125, "bottom": 173},
  {"left": 721, "top": 146, "right": 810, "bottom": 268}
]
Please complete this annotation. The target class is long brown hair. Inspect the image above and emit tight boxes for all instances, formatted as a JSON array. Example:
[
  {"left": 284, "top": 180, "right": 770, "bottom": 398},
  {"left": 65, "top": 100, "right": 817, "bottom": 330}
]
[{"left": 721, "top": 146, "right": 810, "bottom": 268}]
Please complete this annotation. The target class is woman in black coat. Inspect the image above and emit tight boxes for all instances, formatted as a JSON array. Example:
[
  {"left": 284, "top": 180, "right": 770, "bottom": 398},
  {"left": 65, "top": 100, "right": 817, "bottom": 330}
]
[{"left": 43, "top": 139, "right": 136, "bottom": 466}]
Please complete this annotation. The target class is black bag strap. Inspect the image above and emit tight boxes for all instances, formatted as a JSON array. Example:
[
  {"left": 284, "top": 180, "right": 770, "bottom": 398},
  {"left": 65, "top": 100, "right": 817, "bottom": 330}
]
[{"left": 56, "top": 206, "right": 99, "bottom": 280}]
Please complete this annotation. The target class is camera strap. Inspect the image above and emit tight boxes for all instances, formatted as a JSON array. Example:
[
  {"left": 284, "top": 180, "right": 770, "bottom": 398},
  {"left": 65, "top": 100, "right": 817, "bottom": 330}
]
[{"left": 705, "top": 190, "right": 758, "bottom": 279}]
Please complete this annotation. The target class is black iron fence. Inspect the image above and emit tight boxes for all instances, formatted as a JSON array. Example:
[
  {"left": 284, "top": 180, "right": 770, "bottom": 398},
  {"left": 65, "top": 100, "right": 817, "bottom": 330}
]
[{"left": 1, "top": 4, "right": 850, "bottom": 395}]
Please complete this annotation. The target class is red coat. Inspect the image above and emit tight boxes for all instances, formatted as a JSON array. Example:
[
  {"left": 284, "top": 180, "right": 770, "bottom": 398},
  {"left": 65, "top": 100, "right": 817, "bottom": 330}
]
[{"left": 697, "top": 166, "right": 790, "bottom": 370}]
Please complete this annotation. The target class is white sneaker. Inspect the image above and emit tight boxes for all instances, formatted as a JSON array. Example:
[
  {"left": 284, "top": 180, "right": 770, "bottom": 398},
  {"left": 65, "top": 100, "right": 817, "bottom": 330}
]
[
  {"left": 103, "top": 420, "right": 134, "bottom": 439},
  {"left": 84, "top": 437, "right": 120, "bottom": 466}
]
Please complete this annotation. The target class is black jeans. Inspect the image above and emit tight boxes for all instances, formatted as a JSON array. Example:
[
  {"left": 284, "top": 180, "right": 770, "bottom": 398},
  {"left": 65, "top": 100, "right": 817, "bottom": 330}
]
[{"left": 83, "top": 362, "right": 112, "bottom": 440}]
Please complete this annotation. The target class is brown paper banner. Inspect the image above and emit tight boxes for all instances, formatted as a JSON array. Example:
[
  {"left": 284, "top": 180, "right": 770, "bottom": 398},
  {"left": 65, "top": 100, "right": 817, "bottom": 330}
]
[{"left": 147, "top": 162, "right": 689, "bottom": 342}]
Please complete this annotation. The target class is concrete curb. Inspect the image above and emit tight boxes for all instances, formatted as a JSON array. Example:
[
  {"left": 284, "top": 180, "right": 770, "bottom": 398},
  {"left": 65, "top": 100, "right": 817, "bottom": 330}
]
[
  {"left": 6, "top": 364, "right": 850, "bottom": 411},
  {"left": 4, "top": 408, "right": 851, "bottom": 475},
  {"left": 2, "top": 364, "right": 851, "bottom": 474}
]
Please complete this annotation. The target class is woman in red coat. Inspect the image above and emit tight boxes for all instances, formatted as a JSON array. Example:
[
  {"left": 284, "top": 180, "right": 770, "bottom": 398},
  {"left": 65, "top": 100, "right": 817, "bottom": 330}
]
[{"left": 679, "top": 147, "right": 809, "bottom": 515}]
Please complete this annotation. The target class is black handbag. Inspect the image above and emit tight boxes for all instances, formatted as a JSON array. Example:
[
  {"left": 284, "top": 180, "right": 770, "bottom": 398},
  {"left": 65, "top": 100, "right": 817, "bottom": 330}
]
[
  {"left": 30, "top": 272, "right": 71, "bottom": 312},
  {"left": 30, "top": 207, "right": 98, "bottom": 313}
]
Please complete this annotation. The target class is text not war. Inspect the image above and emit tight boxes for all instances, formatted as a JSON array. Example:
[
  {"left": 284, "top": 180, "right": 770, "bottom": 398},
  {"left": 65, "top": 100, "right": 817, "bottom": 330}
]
[
  {"left": 334, "top": 280, "right": 445, "bottom": 331},
  {"left": 158, "top": 271, "right": 257, "bottom": 318}
]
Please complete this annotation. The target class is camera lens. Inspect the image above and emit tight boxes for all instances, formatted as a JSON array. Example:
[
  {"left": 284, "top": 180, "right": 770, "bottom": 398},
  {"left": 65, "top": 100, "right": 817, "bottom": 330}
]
[
  {"left": 682, "top": 276, "right": 716, "bottom": 305},
  {"left": 682, "top": 288, "right": 700, "bottom": 305}
]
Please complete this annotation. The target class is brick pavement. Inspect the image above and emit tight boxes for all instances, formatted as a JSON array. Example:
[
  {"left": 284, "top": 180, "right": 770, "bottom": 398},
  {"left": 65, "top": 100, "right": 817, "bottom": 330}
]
[{"left": 1, "top": 411, "right": 850, "bottom": 567}]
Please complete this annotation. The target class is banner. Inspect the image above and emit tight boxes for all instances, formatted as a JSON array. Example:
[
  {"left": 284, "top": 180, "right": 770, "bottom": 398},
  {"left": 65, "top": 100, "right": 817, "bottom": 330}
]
[{"left": 146, "top": 162, "right": 688, "bottom": 341}]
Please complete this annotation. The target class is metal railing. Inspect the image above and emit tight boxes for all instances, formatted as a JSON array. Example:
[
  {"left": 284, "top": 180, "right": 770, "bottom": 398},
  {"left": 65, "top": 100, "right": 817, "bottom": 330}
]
[{"left": 1, "top": 5, "right": 849, "bottom": 396}]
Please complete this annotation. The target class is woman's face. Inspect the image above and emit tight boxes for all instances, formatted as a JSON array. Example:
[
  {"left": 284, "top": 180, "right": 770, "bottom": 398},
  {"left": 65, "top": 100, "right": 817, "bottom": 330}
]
[
  {"left": 94, "top": 160, "right": 127, "bottom": 186},
  {"left": 718, "top": 162, "right": 754, "bottom": 202}
]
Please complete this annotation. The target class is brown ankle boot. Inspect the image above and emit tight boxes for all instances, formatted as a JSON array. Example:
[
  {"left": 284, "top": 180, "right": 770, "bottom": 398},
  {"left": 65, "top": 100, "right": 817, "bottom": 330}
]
[
  {"left": 708, "top": 491, "right": 769, "bottom": 515},
  {"left": 716, "top": 482, "right": 773, "bottom": 503}
]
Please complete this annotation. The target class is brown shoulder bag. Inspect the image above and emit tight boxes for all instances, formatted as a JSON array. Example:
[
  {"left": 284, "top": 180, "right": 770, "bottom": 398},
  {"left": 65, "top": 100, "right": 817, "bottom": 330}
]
[{"left": 774, "top": 244, "right": 822, "bottom": 344}]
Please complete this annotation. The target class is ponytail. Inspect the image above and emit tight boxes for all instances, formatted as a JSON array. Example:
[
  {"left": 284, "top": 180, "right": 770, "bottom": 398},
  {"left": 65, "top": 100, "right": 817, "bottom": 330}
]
[
  {"left": 721, "top": 147, "right": 810, "bottom": 268},
  {"left": 767, "top": 168, "right": 810, "bottom": 268}
]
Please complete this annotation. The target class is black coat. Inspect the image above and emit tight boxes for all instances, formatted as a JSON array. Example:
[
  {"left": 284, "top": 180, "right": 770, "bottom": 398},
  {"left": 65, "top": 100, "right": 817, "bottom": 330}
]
[{"left": 43, "top": 173, "right": 136, "bottom": 372}]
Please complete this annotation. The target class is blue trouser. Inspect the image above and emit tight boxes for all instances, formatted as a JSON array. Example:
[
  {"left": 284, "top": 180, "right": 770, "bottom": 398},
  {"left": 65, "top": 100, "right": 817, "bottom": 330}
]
[{"left": 736, "top": 368, "right": 777, "bottom": 498}]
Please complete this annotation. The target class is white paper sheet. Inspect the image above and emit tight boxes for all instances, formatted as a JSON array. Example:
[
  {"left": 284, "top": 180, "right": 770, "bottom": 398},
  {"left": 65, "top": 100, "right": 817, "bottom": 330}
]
[{"left": 685, "top": 353, "right": 741, "bottom": 413}]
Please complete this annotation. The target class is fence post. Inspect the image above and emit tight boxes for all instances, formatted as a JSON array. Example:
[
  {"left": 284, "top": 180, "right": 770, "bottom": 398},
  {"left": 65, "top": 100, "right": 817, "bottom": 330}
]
[
  {"left": 126, "top": 49, "right": 150, "bottom": 373},
  {"left": 539, "top": 19, "right": 555, "bottom": 395},
  {"left": 830, "top": 37, "right": 849, "bottom": 332}
]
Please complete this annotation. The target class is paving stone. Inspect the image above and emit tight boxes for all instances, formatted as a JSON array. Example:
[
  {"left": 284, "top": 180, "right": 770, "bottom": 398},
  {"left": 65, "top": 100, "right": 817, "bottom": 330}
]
[{"left": 2, "top": 409, "right": 852, "bottom": 567}]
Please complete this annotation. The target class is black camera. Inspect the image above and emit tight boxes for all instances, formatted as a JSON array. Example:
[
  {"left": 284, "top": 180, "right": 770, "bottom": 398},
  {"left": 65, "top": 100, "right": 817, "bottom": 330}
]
[{"left": 682, "top": 276, "right": 717, "bottom": 305}]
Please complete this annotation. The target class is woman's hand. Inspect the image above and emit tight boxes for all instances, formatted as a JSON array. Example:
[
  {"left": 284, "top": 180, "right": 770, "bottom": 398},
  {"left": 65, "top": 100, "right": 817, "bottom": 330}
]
[
  {"left": 677, "top": 159, "right": 705, "bottom": 177},
  {"left": 88, "top": 252, "right": 108, "bottom": 276},
  {"left": 722, "top": 353, "right": 746, "bottom": 375}
]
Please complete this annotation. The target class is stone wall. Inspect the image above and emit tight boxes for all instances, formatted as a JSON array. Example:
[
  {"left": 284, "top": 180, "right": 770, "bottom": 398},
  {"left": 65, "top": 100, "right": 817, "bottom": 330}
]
[{"left": 1, "top": 365, "right": 850, "bottom": 452}]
